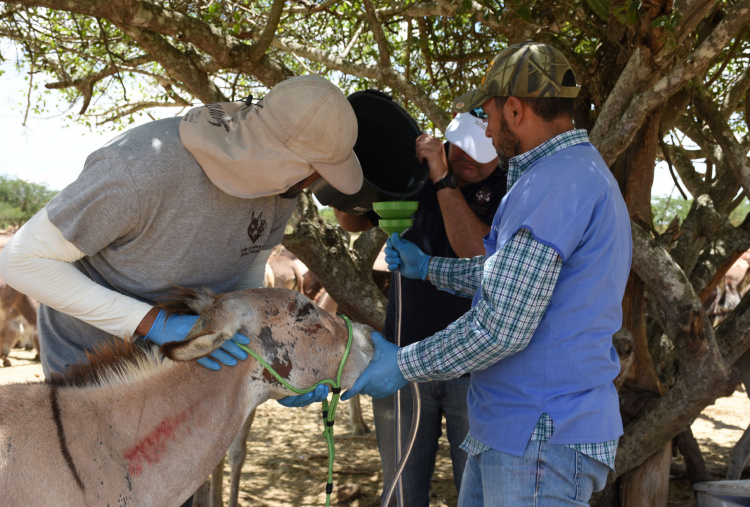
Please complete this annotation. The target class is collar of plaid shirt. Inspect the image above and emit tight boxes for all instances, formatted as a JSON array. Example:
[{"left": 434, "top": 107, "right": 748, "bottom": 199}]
[{"left": 506, "top": 129, "right": 591, "bottom": 190}]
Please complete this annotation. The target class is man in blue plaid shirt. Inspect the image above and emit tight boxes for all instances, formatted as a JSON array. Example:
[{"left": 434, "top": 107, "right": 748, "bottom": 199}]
[{"left": 342, "top": 41, "right": 632, "bottom": 505}]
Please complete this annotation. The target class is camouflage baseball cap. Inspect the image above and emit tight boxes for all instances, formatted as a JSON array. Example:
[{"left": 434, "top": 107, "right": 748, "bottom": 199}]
[{"left": 454, "top": 41, "right": 580, "bottom": 113}]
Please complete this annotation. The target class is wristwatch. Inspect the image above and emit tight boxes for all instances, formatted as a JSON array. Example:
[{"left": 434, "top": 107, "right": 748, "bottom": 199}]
[{"left": 432, "top": 173, "right": 458, "bottom": 192}]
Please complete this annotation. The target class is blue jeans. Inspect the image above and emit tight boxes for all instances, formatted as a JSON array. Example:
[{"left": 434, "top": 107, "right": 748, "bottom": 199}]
[
  {"left": 372, "top": 377, "right": 471, "bottom": 507},
  {"left": 458, "top": 440, "right": 610, "bottom": 506}
]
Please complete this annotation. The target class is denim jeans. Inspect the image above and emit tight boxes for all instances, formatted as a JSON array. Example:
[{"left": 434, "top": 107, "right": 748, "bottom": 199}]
[
  {"left": 457, "top": 440, "right": 610, "bottom": 506},
  {"left": 372, "top": 377, "right": 471, "bottom": 507}
]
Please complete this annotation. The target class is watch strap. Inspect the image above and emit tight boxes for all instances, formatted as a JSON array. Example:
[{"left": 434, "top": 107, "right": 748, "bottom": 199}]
[{"left": 432, "top": 173, "right": 458, "bottom": 192}]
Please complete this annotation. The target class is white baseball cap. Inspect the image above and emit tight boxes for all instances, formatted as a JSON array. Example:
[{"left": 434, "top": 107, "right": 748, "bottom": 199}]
[
  {"left": 444, "top": 112, "right": 498, "bottom": 164},
  {"left": 179, "top": 75, "right": 363, "bottom": 199}
]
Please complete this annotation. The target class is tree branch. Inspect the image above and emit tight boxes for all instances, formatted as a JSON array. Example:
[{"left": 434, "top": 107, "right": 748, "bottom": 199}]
[
  {"left": 362, "top": 0, "right": 391, "bottom": 71},
  {"left": 114, "top": 23, "right": 227, "bottom": 104},
  {"left": 722, "top": 66, "right": 750, "bottom": 119},
  {"left": 659, "top": 142, "right": 706, "bottom": 197},
  {"left": 95, "top": 100, "right": 185, "bottom": 124},
  {"left": 591, "top": 0, "right": 750, "bottom": 165},
  {"left": 3, "top": 0, "right": 293, "bottom": 86},
  {"left": 692, "top": 82, "right": 750, "bottom": 202},
  {"left": 249, "top": 0, "right": 284, "bottom": 62},
  {"left": 615, "top": 222, "right": 735, "bottom": 477},
  {"left": 263, "top": 32, "right": 451, "bottom": 129},
  {"left": 690, "top": 217, "right": 750, "bottom": 303}
]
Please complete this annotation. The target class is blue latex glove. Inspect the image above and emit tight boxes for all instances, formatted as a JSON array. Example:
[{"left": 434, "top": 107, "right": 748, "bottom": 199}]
[
  {"left": 145, "top": 310, "right": 250, "bottom": 371},
  {"left": 341, "top": 332, "right": 407, "bottom": 400},
  {"left": 277, "top": 384, "right": 329, "bottom": 407},
  {"left": 385, "top": 233, "right": 431, "bottom": 280}
]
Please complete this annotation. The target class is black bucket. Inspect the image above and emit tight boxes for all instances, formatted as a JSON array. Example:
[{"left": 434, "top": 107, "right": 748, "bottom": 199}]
[{"left": 310, "top": 89, "right": 429, "bottom": 214}]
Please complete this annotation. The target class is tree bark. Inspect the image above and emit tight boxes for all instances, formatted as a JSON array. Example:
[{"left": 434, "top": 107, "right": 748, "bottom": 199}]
[{"left": 283, "top": 191, "right": 388, "bottom": 331}]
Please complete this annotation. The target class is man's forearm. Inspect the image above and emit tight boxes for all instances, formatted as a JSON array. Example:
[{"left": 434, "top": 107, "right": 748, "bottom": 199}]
[
  {"left": 427, "top": 255, "right": 485, "bottom": 296},
  {"left": 435, "top": 187, "right": 490, "bottom": 257},
  {"left": 0, "top": 208, "right": 154, "bottom": 339},
  {"left": 399, "top": 229, "right": 562, "bottom": 381}
]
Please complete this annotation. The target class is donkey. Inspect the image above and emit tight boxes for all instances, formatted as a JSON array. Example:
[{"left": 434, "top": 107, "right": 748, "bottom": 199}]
[
  {"left": 702, "top": 250, "right": 750, "bottom": 479},
  {"left": 0, "top": 282, "right": 39, "bottom": 366},
  {"left": 201, "top": 258, "right": 369, "bottom": 507},
  {"left": 0, "top": 287, "right": 375, "bottom": 506}
]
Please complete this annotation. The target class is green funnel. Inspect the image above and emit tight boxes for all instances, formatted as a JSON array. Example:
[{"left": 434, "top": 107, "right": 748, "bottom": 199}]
[{"left": 373, "top": 201, "right": 419, "bottom": 235}]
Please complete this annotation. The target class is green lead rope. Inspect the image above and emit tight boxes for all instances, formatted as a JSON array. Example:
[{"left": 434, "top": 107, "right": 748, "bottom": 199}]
[{"left": 235, "top": 315, "right": 354, "bottom": 507}]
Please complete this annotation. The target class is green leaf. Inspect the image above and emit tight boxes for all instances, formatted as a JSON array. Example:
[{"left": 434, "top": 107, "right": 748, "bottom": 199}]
[
  {"left": 586, "top": 0, "right": 611, "bottom": 21},
  {"left": 517, "top": 6, "right": 532, "bottom": 22},
  {"left": 651, "top": 15, "right": 668, "bottom": 28}
]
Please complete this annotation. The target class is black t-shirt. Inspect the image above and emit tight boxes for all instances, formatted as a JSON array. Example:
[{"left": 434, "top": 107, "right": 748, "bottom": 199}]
[{"left": 381, "top": 149, "right": 507, "bottom": 348}]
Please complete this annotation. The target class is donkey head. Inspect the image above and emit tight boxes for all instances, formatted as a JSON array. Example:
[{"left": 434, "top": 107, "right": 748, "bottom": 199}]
[{"left": 159, "top": 288, "right": 374, "bottom": 396}]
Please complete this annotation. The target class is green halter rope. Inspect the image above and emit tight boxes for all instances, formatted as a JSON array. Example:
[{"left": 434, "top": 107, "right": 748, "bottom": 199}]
[{"left": 235, "top": 315, "right": 354, "bottom": 507}]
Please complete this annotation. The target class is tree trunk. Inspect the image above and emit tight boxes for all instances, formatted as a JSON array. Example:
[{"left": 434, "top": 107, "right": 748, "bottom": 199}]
[
  {"left": 674, "top": 427, "right": 712, "bottom": 484},
  {"left": 283, "top": 191, "right": 388, "bottom": 330},
  {"left": 611, "top": 110, "right": 672, "bottom": 498},
  {"left": 620, "top": 441, "right": 673, "bottom": 506}
]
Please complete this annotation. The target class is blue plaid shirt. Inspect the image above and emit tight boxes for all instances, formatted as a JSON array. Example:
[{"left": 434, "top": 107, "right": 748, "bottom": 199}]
[{"left": 397, "top": 129, "right": 618, "bottom": 470}]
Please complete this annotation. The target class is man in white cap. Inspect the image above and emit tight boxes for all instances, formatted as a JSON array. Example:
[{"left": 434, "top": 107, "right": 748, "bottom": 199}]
[
  {"left": 0, "top": 75, "right": 362, "bottom": 386},
  {"left": 336, "top": 110, "right": 505, "bottom": 507}
]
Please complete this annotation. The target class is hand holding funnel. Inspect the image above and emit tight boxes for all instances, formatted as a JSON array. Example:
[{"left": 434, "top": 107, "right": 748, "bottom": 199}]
[{"left": 374, "top": 201, "right": 430, "bottom": 280}]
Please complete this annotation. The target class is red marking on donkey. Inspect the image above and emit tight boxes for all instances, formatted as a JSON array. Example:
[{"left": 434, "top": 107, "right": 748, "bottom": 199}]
[{"left": 124, "top": 408, "right": 192, "bottom": 476}]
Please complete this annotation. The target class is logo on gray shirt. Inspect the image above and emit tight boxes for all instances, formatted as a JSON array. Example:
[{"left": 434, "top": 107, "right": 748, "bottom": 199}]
[{"left": 247, "top": 211, "right": 267, "bottom": 243}]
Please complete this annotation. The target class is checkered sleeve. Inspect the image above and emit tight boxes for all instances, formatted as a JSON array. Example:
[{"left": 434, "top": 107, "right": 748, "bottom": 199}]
[
  {"left": 427, "top": 255, "right": 485, "bottom": 297},
  {"left": 398, "top": 228, "right": 562, "bottom": 381}
]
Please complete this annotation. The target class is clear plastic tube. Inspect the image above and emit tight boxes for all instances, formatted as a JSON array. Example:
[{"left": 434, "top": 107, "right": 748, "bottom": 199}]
[{"left": 381, "top": 269, "right": 422, "bottom": 507}]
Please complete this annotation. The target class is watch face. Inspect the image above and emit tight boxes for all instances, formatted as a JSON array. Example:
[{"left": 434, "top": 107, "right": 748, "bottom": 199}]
[{"left": 434, "top": 173, "right": 458, "bottom": 191}]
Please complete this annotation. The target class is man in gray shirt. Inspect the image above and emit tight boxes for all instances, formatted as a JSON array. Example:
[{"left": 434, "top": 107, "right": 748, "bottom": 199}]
[{"left": 0, "top": 75, "right": 363, "bottom": 380}]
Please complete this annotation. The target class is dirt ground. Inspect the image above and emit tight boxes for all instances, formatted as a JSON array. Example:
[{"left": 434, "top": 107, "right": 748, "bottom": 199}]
[{"left": 1, "top": 348, "right": 748, "bottom": 507}]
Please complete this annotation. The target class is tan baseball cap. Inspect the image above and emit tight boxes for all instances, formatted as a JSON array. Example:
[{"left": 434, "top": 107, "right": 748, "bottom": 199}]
[
  {"left": 179, "top": 75, "right": 363, "bottom": 199},
  {"left": 454, "top": 41, "right": 580, "bottom": 113}
]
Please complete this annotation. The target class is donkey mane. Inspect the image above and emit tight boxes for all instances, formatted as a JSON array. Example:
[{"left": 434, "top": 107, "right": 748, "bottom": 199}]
[
  {"left": 46, "top": 337, "right": 176, "bottom": 389},
  {"left": 157, "top": 286, "right": 220, "bottom": 315},
  {"left": 35, "top": 285, "right": 343, "bottom": 392},
  {"left": 45, "top": 288, "right": 224, "bottom": 389}
]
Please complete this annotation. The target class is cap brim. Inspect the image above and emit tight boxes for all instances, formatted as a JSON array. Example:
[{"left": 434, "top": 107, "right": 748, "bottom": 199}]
[
  {"left": 445, "top": 114, "right": 497, "bottom": 164},
  {"left": 311, "top": 150, "right": 363, "bottom": 195},
  {"left": 453, "top": 89, "right": 494, "bottom": 113}
]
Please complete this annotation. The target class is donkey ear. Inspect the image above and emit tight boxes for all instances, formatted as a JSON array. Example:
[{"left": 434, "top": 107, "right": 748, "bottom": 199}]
[{"left": 159, "top": 330, "right": 230, "bottom": 362}]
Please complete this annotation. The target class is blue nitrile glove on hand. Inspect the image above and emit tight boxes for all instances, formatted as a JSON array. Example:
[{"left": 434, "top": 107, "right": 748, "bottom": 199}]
[
  {"left": 341, "top": 332, "right": 407, "bottom": 400},
  {"left": 144, "top": 310, "right": 250, "bottom": 371},
  {"left": 385, "top": 233, "right": 431, "bottom": 280},
  {"left": 277, "top": 384, "right": 330, "bottom": 407}
]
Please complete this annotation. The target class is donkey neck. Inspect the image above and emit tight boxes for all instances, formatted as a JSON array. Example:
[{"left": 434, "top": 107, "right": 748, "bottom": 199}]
[{"left": 58, "top": 356, "right": 268, "bottom": 505}]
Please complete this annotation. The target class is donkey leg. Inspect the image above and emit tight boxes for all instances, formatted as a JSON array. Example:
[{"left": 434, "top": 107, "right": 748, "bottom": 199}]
[
  {"left": 228, "top": 410, "right": 256, "bottom": 507},
  {"left": 728, "top": 350, "right": 750, "bottom": 479},
  {"left": 209, "top": 456, "right": 225, "bottom": 507},
  {"left": 727, "top": 423, "right": 750, "bottom": 479},
  {"left": 0, "top": 314, "right": 20, "bottom": 367},
  {"left": 192, "top": 480, "right": 210, "bottom": 507},
  {"left": 348, "top": 395, "right": 370, "bottom": 436}
]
